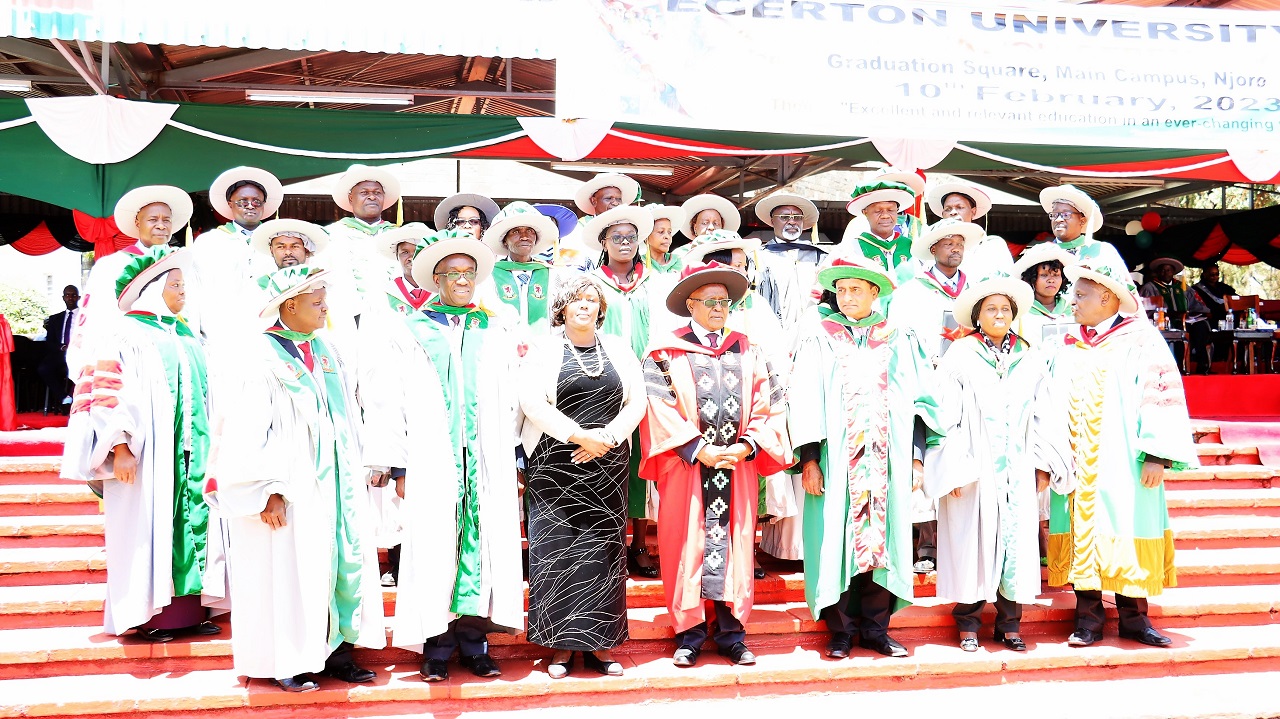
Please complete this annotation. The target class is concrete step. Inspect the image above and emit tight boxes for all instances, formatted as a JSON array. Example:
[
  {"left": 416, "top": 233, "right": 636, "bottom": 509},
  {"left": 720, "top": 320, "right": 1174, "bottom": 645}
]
[
  {"left": 0, "top": 546, "right": 105, "bottom": 586},
  {"left": 4, "top": 584, "right": 1277, "bottom": 677},
  {"left": 1175, "top": 546, "right": 1280, "bottom": 586},
  {"left": 1194, "top": 442, "right": 1261, "bottom": 466},
  {"left": 0, "top": 484, "right": 99, "bottom": 517},
  {"left": 0, "top": 457, "right": 71, "bottom": 487},
  {"left": 1166, "top": 487, "right": 1280, "bottom": 516},
  {"left": 0, "top": 623, "right": 1278, "bottom": 717},
  {"left": 1165, "top": 466, "right": 1277, "bottom": 490},
  {"left": 0, "top": 514, "right": 104, "bottom": 548},
  {"left": 1172, "top": 513, "right": 1280, "bottom": 549}
]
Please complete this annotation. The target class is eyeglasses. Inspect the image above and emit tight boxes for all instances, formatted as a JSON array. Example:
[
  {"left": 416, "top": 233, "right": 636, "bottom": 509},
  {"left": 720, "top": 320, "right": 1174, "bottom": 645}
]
[
  {"left": 773, "top": 213, "right": 805, "bottom": 223},
  {"left": 451, "top": 218, "right": 483, "bottom": 227},
  {"left": 689, "top": 298, "right": 733, "bottom": 308},
  {"left": 232, "top": 199, "right": 264, "bottom": 209},
  {"left": 434, "top": 270, "right": 477, "bottom": 282},
  {"left": 607, "top": 234, "right": 639, "bottom": 245},
  {"left": 1049, "top": 211, "right": 1081, "bottom": 220}
]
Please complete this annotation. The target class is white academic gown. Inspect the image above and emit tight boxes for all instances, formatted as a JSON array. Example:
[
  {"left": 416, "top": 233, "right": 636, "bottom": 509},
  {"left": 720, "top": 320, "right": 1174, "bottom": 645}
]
[
  {"left": 361, "top": 310, "right": 525, "bottom": 650},
  {"left": 65, "top": 244, "right": 143, "bottom": 376},
  {"left": 755, "top": 237, "right": 829, "bottom": 349},
  {"left": 923, "top": 335, "right": 1071, "bottom": 605},
  {"left": 208, "top": 333, "right": 386, "bottom": 680},
  {"left": 60, "top": 317, "right": 228, "bottom": 633}
]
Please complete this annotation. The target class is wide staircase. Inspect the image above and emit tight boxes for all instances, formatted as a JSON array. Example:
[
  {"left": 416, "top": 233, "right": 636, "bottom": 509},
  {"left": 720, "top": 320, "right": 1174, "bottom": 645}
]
[{"left": 1, "top": 420, "right": 1279, "bottom": 718}]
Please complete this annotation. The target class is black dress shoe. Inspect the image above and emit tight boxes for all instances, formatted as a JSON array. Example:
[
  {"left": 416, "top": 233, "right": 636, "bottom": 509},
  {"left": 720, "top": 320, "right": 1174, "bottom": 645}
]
[
  {"left": 628, "top": 546, "right": 660, "bottom": 579},
  {"left": 1068, "top": 628, "right": 1103, "bottom": 647},
  {"left": 859, "top": 634, "right": 908, "bottom": 658},
  {"left": 275, "top": 675, "right": 319, "bottom": 693},
  {"left": 754, "top": 566, "right": 767, "bottom": 580},
  {"left": 462, "top": 653, "right": 502, "bottom": 678},
  {"left": 1119, "top": 627, "right": 1172, "bottom": 647},
  {"left": 718, "top": 642, "right": 756, "bottom": 665},
  {"left": 959, "top": 636, "right": 979, "bottom": 652},
  {"left": 187, "top": 621, "right": 222, "bottom": 636},
  {"left": 136, "top": 628, "right": 175, "bottom": 642},
  {"left": 323, "top": 661, "right": 376, "bottom": 683},
  {"left": 994, "top": 631, "right": 1027, "bottom": 652},
  {"left": 672, "top": 645, "right": 701, "bottom": 667},
  {"left": 827, "top": 632, "right": 853, "bottom": 659},
  {"left": 420, "top": 658, "right": 448, "bottom": 682},
  {"left": 582, "top": 652, "right": 624, "bottom": 676}
]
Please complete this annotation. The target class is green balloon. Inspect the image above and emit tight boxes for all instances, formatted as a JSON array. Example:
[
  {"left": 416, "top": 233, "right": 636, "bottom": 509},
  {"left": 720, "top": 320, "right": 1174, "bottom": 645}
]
[{"left": 1135, "top": 230, "right": 1154, "bottom": 248}]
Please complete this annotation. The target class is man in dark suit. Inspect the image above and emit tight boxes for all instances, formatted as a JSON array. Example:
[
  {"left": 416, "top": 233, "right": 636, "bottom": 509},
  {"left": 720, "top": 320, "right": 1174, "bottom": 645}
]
[{"left": 38, "top": 285, "right": 79, "bottom": 409}]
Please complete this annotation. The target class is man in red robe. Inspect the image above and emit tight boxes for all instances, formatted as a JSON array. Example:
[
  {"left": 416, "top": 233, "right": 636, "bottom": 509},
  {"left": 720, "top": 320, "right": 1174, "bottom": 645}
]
[{"left": 639, "top": 262, "right": 791, "bottom": 668}]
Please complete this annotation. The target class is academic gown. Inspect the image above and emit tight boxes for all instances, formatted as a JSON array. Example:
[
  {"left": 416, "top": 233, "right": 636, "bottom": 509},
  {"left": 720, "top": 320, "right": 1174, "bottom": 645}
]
[
  {"left": 61, "top": 312, "right": 223, "bottom": 635},
  {"left": 371, "top": 302, "right": 525, "bottom": 649},
  {"left": 787, "top": 308, "right": 941, "bottom": 620},
  {"left": 592, "top": 263, "right": 662, "bottom": 520},
  {"left": 1046, "top": 318, "right": 1199, "bottom": 597},
  {"left": 638, "top": 327, "right": 791, "bottom": 632},
  {"left": 319, "top": 218, "right": 398, "bottom": 337},
  {"left": 207, "top": 331, "right": 385, "bottom": 680},
  {"left": 755, "top": 238, "right": 829, "bottom": 348},
  {"left": 1015, "top": 297, "right": 1074, "bottom": 349},
  {"left": 480, "top": 259, "right": 558, "bottom": 340},
  {"left": 923, "top": 334, "right": 1071, "bottom": 606},
  {"left": 65, "top": 244, "right": 144, "bottom": 377}
]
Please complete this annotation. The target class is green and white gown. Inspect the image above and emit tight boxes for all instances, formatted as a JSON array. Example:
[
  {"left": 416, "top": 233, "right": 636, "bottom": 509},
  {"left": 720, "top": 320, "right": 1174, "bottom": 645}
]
[
  {"left": 788, "top": 307, "right": 941, "bottom": 619},
  {"left": 924, "top": 333, "right": 1071, "bottom": 606},
  {"left": 363, "top": 299, "right": 525, "bottom": 648},
  {"left": 482, "top": 258, "right": 557, "bottom": 339},
  {"left": 62, "top": 309, "right": 221, "bottom": 635},
  {"left": 209, "top": 329, "right": 385, "bottom": 680}
]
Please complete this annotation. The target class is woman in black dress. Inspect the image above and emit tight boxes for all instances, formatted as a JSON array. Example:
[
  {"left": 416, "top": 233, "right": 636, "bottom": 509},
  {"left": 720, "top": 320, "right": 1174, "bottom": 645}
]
[{"left": 518, "top": 276, "right": 647, "bottom": 678}]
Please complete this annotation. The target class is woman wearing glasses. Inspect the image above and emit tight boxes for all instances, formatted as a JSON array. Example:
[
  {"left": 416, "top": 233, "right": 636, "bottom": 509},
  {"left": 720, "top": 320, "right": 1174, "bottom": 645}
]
[
  {"left": 435, "top": 192, "right": 500, "bottom": 241},
  {"left": 518, "top": 276, "right": 647, "bottom": 677},
  {"left": 584, "top": 206, "right": 663, "bottom": 579}
]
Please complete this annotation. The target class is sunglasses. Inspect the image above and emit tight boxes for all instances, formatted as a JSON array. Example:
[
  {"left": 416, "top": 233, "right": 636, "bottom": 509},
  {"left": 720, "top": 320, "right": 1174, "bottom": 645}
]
[{"left": 689, "top": 298, "right": 732, "bottom": 309}]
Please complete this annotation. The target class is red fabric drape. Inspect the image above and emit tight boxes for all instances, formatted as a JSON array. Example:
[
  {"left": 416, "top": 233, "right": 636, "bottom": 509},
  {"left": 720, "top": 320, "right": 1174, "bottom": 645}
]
[
  {"left": 0, "top": 315, "right": 14, "bottom": 432},
  {"left": 9, "top": 223, "right": 64, "bottom": 256},
  {"left": 72, "top": 210, "right": 133, "bottom": 259}
]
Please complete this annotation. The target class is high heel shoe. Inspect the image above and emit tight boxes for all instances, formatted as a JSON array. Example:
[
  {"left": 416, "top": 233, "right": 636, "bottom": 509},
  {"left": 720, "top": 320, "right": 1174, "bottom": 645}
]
[
  {"left": 993, "top": 630, "right": 1027, "bottom": 652},
  {"left": 547, "top": 652, "right": 574, "bottom": 679},
  {"left": 627, "top": 546, "right": 659, "bottom": 578},
  {"left": 583, "top": 651, "right": 624, "bottom": 676}
]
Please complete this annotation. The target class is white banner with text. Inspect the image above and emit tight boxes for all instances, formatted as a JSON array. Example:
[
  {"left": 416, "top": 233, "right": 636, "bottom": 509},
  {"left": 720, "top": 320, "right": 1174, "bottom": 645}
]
[{"left": 557, "top": 0, "right": 1280, "bottom": 149}]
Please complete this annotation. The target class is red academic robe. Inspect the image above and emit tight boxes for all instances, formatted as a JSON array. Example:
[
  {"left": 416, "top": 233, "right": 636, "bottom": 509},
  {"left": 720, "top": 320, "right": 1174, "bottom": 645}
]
[
  {"left": 639, "top": 328, "right": 791, "bottom": 632},
  {"left": 0, "top": 315, "right": 14, "bottom": 431}
]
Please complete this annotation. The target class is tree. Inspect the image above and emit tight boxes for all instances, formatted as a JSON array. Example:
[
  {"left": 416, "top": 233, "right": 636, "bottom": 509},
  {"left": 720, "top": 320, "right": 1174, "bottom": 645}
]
[{"left": 0, "top": 284, "right": 50, "bottom": 337}]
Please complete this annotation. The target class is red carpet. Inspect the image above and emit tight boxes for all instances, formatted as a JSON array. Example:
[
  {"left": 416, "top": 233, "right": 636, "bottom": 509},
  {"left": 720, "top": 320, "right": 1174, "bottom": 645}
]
[
  {"left": 1217, "top": 421, "right": 1280, "bottom": 466},
  {"left": 1183, "top": 375, "right": 1280, "bottom": 418},
  {"left": 14, "top": 413, "right": 67, "bottom": 429}
]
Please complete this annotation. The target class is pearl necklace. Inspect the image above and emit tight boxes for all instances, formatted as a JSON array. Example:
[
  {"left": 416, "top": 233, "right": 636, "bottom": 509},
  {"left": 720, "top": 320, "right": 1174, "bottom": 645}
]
[{"left": 569, "top": 340, "right": 605, "bottom": 378}]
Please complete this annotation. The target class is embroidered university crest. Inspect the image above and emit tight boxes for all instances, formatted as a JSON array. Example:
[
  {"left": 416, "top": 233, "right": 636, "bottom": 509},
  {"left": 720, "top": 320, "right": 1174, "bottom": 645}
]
[
  {"left": 319, "top": 355, "right": 334, "bottom": 373},
  {"left": 501, "top": 284, "right": 516, "bottom": 300},
  {"left": 531, "top": 284, "right": 544, "bottom": 300}
]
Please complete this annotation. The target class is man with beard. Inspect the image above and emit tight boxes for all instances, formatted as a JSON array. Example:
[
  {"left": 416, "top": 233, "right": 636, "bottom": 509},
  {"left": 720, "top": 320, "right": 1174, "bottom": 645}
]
[
  {"left": 753, "top": 193, "right": 827, "bottom": 341},
  {"left": 248, "top": 220, "right": 331, "bottom": 287}
]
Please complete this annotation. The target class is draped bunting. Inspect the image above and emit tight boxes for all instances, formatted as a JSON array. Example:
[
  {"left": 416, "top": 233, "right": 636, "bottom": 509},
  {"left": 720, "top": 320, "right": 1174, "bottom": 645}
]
[
  {"left": 1114, "top": 204, "right": 1280, "bottom": 270},
  {"left": 0, "top": 214, "right": 91, "bottom": 255},
  {"left": 72, "top": 210, "right": 133, "bottom": 259}
]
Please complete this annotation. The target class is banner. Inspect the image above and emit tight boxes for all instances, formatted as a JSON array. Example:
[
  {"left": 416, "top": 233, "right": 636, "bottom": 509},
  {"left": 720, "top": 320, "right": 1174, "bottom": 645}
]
[
  {"left": 557, "top": 0, "right": 1280, "bottom": 150},
  {"left": 0, "top": 0, "right": 556, "bottom": 59}
]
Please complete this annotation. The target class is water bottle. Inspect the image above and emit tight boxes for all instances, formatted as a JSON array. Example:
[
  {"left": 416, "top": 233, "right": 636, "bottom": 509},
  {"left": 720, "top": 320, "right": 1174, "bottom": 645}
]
[
  {"left": 1250, "top": 308, "right": 1259, "bottom": 329},
  {"left": 1227, "top": 310, "right": 1235, "bottom": 330}
]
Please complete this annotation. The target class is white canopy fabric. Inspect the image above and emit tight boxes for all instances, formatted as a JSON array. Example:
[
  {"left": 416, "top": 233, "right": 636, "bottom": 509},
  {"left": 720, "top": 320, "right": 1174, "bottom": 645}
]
[{"left": 2, "top": 0, "right": 556, "bottom": 59}]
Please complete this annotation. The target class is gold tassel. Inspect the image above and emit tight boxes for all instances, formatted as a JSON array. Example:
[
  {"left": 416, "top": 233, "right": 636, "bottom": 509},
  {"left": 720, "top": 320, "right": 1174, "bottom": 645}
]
[{"left": 396, "top": 196, "right": 404, "bottom": 226}]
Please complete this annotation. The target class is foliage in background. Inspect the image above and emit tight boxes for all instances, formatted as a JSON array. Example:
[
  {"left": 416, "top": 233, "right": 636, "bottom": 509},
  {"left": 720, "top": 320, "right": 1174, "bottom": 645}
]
[
  {"left": 1166, "top": 184, "right": 1279, "bottom": 299},
  {"left": 0, "top": 283, "right": 49, "bottom": 336}
]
